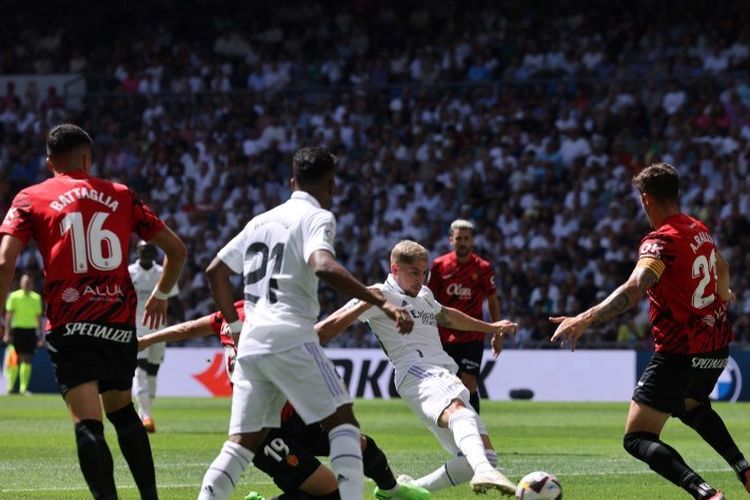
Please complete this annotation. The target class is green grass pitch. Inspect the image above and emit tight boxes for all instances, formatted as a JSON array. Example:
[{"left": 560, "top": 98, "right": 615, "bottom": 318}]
[{"left": 1, "top": 396, "right": 749, "bottom": 499}]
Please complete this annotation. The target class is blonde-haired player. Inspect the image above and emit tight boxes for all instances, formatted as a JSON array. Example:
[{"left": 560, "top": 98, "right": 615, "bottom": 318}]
[{"left": 317, "top": 240, "right": 518, "bottom": 496}]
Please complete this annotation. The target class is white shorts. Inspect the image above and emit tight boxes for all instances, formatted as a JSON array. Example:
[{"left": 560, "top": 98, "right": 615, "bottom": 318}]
[
  {"left": 229, "top": 342, "right": 352, "bottom": 435},
  {"left": 137, "top": 341, "right": 165, "bottom": 364},
  {"left": 398, "top": 364, "right": 487, "bottom": 455}
]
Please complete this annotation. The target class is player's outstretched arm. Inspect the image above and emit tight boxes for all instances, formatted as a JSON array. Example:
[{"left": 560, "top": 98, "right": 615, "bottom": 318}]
[
  {"left": 550, "top": 265, "right": 658, "bottom": 350},
  {"left": 206, "top": 257, "right": 242, "bottom": 344},
  {"left": 316, "top": 299, "right": 373, "bottom": 343},
  {"left": 143, "top": 226, "right": 187, "bottom": 330},
  {"left": 437, "top": 306, "right": 517, "bottom": 336},
  {"left": 138, "top": 316, "right": 214, "bottom": 351},
  {"left": 308, "top": 249, "right": 413, "bottom": 333}
]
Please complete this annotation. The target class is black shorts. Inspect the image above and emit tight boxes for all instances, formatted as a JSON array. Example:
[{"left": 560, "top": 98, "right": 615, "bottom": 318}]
[
  {"left": 46, "top": 322, "right": 138, "bottom": 396},
  {"left": 442, "top": 341, "right": 484, "bottom": 377},
  {"left": 253, "top": 429, "right": 323, "bottom": 492},
  {"left": 633, "top": 346, "right": 729, "bottom": 416},
  {"left": 11, "top": 328, "right": 37, "bottom": 356}
]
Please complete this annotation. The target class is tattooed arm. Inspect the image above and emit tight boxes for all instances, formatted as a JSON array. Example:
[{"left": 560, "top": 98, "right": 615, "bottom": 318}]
[{"left": 550, "top": 266, "right": 658, "bottom": 350}]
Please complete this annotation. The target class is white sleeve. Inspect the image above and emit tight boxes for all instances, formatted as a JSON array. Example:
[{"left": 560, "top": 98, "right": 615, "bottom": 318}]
[
  {"left": 302, "top": 210, "right": 336, "bottom": 262},
  {"left": 358, "top": 285, "right": 390, "bottom": 322},
  {"left": 217, "top": 226, "right": 247, "bottom": 274},
  {"left": 421, "top": 286, "right": 443, "bottom": 313}
]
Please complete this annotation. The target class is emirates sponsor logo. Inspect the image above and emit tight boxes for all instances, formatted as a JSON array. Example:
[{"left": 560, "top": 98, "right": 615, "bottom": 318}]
[
  {"left": 62, "top": 287, "right": 81, "bottom": 303},
  {"left": 447, "top": 283, "right": 472, "bottom": 297}
]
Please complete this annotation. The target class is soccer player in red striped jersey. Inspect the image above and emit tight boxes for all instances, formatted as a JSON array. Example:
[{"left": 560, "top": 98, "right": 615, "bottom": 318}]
[
  {"left": 551, "top": 163, "right": 748, "bottom": 500},
  {"left": 427, "top": 219, "right": 501, "bottom": 414},
  {"left": 0, "top": 124, "right": 187, "bottom": 500}
]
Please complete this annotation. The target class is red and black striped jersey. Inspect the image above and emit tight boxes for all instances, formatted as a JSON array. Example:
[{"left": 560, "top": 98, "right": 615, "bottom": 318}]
[
  {"left": 636, "top": 213, "right": 733, "bottom": 354},
  {"left": 427, "top": 252, "right": 497, "bottom": 344},
  {"left": 0, "top": 171, "right": 164, "bottom": 330}
]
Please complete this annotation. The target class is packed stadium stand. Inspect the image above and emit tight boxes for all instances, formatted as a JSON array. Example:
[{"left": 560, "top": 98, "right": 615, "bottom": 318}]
[{"left": 1, "top": 0, "right": 749, "bottom": 348}]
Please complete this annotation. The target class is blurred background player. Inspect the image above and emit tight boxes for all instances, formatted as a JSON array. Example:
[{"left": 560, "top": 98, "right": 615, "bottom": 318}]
[
  {"left": 0, "top": 124, "right": 187, "bottom": 500},
  {"left": 317, "top": 240, "right": 517, "bottom": 496},
  {"left": 552, "top": 163, "right": 749, "bottom": 500},
  {"left": 129, "top": 240, "right": 183, "bottom": 432},
  {"left": 138, "top": 301, "right": 430, "bottom": 500},
  {"left": 427, "top": 219, "right": 501, "bottom": 413},
  {"left": 3, "top": 273, "right": 43, "bottom": 394}
]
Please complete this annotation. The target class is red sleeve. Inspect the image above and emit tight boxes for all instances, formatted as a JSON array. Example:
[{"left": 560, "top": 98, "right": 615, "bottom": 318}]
[
  {"left": 427, "top": 261, "right": 441, "bottom": 294},
  {"left": 484, "top": 264, "right": 497, "bottom": 295},
  {"left": 638, "top": 232, "right": 675, "bottom": 264},
  {"left": 0, "top": 191, "right": 34, "bottom": 245},
  {"left": 209, "top": 310, "right": 224, "bottom": 336},
  {"left": 130, "top": 190, "right": 165, "bottom": 241}
]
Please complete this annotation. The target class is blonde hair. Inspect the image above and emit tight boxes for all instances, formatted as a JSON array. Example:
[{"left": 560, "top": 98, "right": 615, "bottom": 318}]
[
  {"left": 390, "top": 240, "right": 429, "bottom": 265},
  {"left": 450, "top": 219, "right": 474, "bottom": 232}
]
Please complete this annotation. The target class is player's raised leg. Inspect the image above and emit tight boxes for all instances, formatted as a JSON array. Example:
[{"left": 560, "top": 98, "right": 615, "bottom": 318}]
[{"left": 436, "top": 401, "right": 514, "bottom": 495}]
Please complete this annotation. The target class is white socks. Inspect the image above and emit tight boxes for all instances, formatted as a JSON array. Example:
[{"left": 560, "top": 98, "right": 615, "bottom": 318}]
[
  {"left": 448, "top": 408, "right": 494, "bottom": 475},
  {"left": 328, "top": 423, "right": 364, "bottom": 500},
  {"left": 414, "top": 447, "right": 498, "bottom": 491},
  {"left": 198, "top": 441, "right": 253, "bottom": 499},
  {"left": 415, "top": 455, "right": 474, "bottom": 490},
  {"left": 133, "top": 367, "right": 152, "bottom": 418}
]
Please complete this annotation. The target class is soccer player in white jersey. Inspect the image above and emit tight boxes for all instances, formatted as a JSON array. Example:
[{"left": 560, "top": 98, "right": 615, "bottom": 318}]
[
  {"left": 129, "top": 240, "right": 183, "bottom": 432},
  {"left": 316, "top": 240, "right": 519, "bottom": 496},
  {"left": 197, "top": 147, "right": 414, "bottom": 500}
]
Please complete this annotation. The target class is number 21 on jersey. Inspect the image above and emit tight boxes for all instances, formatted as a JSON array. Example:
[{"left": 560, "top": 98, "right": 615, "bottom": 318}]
[
  {"left": 692, "top": 249, "right": 717, "bottom": 309},
  {"left": 244, "top": 242, "right": 285, "bottom": 304}
]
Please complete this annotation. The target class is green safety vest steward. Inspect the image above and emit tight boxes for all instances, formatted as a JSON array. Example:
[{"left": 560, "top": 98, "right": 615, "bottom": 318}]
[{"left": 5, "top": 289, "right": 42, "bottom": 329}]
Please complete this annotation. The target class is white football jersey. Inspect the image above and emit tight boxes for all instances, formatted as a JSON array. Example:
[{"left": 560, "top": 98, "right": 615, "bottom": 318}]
[
  {"left": 128, "top": 261, "right": 180, "bottom": 335},
  {"left": 353, "top": 274, "right": 458, "bottom": 388},
  {"left": 218, "top": 191, "right": 336, "bottom": 355}
]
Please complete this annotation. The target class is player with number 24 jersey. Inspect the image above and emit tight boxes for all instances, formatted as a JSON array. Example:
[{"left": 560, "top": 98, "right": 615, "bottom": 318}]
[{"left": 637, "top": 213, "right": 733, "bottom": 354}]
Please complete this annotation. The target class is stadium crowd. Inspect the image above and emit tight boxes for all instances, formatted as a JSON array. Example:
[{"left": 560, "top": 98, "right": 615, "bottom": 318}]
[{"left": 1, "top": 0, "right": 750, "bottom": 349}]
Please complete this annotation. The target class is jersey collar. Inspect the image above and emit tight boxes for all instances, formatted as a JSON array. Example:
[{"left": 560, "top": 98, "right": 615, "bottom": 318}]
[
  {"left": 385, "top": 274, "right": 407, "bottom": 295},
  {"left": 290, "top": 191, "right": 322, "bottom": 209}
]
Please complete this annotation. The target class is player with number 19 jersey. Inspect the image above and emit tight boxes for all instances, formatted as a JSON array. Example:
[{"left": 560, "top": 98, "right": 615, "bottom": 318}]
[
  {"left": 636, "top": 213, "right": 733, "bottom": 354},
  {"left": 0, "top": 170, "right": 165, "bottom": 330}
]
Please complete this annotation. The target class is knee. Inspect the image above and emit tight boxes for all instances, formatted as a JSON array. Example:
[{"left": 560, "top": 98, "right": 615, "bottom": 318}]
[
  {"left": 679, "top": 403, "right": 710, "bottom": 428},
  {"left": 623, "top": 431, "right": 658, "bottom": 457},
  {"left": 439, "top": 399, "right": 469, "bottom": 427},
  {"left": 106, "top": 403, "right": 141, "bottom": 429},
  {"left": 75, "top": 419, "right": 105, "bottom": 440}
]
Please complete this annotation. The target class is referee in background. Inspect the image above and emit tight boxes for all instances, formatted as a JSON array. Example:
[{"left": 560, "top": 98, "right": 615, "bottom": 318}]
[{"left": 4, "top": 273, "right": 43, "bottom": 394}]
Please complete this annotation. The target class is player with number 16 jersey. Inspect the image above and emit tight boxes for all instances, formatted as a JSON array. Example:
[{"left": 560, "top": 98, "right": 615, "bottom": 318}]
[
  {"left": 0, "top": 173, "right": 164, "bottom": 331},
  {"left": 637, "top": 213, "right": 733, "bottom": 354},
  {"left": 0, "top": 124, "right": 187, "bottom": 500}
]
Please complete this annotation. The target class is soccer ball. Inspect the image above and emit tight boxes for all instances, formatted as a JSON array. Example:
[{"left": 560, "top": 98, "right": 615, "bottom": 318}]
[{"left": 515, "top": 471, "right": 562, "bottom": 499}]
